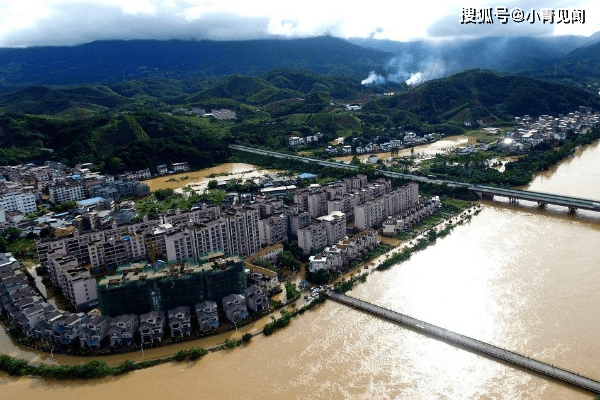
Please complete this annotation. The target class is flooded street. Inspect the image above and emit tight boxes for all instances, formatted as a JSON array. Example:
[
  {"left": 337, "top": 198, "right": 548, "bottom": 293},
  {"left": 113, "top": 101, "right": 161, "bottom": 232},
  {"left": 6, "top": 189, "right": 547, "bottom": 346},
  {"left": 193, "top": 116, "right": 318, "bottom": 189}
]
[
  {"left": 142, "top": 163, "right": 279, "bottom": 193},
  {"left": 334, "top": 136, "right": 469, "bottom": 163},
  {"left": 2, "top": 142, "right": 600, "bottom": 399}
]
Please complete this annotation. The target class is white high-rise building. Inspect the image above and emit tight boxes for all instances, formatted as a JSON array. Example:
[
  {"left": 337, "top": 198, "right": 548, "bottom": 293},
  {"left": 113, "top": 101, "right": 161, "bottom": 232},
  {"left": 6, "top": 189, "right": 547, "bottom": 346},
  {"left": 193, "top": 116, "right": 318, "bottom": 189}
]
[{"left": 0, "top": 191, "right": 37, "bottom": 215}]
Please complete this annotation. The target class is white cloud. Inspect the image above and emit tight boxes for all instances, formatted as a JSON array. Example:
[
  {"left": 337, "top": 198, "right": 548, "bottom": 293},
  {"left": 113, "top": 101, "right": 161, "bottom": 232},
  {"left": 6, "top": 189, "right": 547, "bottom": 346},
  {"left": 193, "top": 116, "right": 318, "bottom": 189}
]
[{"left": 0, "top": 0, "right": 596, "bottom": 47}]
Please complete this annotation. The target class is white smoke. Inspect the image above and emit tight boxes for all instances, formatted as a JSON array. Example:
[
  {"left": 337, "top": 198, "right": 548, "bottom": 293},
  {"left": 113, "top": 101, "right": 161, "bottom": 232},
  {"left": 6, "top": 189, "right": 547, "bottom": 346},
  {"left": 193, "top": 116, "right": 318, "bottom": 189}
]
[
  {"left": 361, "top": 71, "right": 387, "bottom": 85},
  {"left": 404, "top": 60, "right": 445, "bottom": 86},
  {"left": 383, "top": 55, "right": 414, "bottom": 83},
  {"left": 361, "top": 56, "right": 446, "bottom": 87},
  {"left": 405, "top": 72, "right": 424, "bottom": 85}
]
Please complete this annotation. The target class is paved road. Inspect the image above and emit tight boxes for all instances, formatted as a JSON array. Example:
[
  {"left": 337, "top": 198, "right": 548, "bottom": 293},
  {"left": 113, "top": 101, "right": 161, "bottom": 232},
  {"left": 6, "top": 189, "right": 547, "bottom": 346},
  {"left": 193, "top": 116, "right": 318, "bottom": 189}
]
[
  {"left": 231, "top": 144, "right": 600, "bottom": 211},
  {"left": 328, "top": 291, "right": 600, "bottom": 395}
]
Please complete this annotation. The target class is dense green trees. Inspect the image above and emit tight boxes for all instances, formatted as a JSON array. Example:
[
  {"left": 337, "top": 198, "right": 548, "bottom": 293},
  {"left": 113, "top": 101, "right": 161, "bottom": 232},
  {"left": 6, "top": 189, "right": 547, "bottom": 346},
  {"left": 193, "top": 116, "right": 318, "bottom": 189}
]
[
  {"left": 0, "top": 111, "right": 231, "bottom": 171},
  {"left": 1, "top": 69, "right": 598, "bottom": 174},
  {"left": 284, "top": 281, "right": 301, "bottom": 300},
  {"left": 278, "top": 251, "right": 298, "bottom": 270},
  {"left": 427, "top": 127, "right": 600, "bottom": 186},
  {"left": 307, "top": 269, "right": 333, "bottom": 284}
]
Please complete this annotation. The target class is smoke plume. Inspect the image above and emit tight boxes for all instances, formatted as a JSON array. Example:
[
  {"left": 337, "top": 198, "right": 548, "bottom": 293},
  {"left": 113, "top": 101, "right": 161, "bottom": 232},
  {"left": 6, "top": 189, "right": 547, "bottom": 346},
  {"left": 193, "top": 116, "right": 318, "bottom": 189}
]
[
  {"left": 404, "top": 60, "right": 445, "bottom": 86},
  {"left": 361, "top": 71, "right": 387, "bottom": 85},
  {"left": 360, "top": 48, "right": 447, "bottom": 86}
]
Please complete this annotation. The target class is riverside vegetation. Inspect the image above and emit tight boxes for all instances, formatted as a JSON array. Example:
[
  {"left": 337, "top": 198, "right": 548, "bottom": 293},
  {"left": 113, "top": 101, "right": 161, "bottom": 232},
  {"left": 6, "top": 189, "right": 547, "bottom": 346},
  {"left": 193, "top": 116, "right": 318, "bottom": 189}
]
[{"left": 0, "top": 293, "right": 328, "bottom": 380}]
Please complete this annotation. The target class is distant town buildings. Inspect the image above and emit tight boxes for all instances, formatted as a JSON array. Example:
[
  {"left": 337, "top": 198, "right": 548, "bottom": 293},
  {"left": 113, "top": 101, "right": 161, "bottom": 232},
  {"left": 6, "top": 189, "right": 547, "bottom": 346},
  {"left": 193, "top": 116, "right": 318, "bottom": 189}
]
[
  {"left": 498, "top": 109, "right": 600, "bottom": 154},
  {"left": 171, "top": 107, "right": 236, "bottom": 120}
]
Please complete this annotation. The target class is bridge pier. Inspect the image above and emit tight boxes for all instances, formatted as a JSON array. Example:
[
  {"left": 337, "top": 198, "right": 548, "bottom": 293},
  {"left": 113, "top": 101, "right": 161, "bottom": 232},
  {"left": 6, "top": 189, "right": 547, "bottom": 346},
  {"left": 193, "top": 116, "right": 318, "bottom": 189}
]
[
  {"left": 328, "top": 291, "right": 600, "bottom": 395},
  {"left": 509, "top": 197, "right": 518, "bottom": 205},
  {"left": 475, "top": 191, "right": 494, "bottom": 200},
  {"left": 537, "top": 202, "right": 547, "bottom": 209},
  {"left": 569, "top": 207, "right": 577, "bottom": 214}
]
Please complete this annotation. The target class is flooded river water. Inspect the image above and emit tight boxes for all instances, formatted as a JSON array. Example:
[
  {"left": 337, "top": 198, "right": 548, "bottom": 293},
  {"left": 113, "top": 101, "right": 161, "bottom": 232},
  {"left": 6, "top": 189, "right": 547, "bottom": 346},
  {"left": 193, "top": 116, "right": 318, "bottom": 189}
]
[
  {"left": 2, "top": 142, "right": 600, "bottom": 399},
  {"left": 334, "top": 136, "right": 470, "bottom": 163},
  {"left": 142, "top": 163, "right": 279, "bottom": 193}
]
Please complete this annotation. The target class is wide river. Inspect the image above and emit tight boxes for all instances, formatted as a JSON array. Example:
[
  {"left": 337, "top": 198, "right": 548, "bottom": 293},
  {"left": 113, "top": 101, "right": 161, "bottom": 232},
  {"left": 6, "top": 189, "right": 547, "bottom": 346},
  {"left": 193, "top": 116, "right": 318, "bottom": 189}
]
[{"left": 2, "top": 142, "right": 600, "bottom": 399}]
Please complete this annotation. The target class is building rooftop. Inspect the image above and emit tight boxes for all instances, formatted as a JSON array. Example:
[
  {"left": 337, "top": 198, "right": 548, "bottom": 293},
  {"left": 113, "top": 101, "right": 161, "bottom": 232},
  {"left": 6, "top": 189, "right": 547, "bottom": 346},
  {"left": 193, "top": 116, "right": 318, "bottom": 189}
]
[
  {"left": 77, "top": 197, "right": 105, "bottom": 207},
  {"left": 98, "top": 254, "right": 242, "bottom": 288}
]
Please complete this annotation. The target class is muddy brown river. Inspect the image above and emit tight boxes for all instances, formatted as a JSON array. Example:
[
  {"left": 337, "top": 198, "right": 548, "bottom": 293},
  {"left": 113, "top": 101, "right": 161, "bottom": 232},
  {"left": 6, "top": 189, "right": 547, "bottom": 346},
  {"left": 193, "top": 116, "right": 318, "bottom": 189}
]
[{"left": 2, "top": 142, "right": 600, "bottom": 399}]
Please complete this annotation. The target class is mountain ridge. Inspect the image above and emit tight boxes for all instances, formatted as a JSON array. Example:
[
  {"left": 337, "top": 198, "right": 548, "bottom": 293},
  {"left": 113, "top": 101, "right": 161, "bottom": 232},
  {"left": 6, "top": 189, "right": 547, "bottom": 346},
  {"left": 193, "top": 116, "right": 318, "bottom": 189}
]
[{"left": 0, "top": 36, "right": 392, "bottom": 92}]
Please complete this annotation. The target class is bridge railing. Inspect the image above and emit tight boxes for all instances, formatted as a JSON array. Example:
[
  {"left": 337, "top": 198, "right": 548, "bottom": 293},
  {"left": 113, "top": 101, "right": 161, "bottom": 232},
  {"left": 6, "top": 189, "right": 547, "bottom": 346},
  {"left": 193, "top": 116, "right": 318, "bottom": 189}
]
[
  {"left": 328, "top": 291, "right": 600, "bottom": 394},
  {"left": 230, "top": 144, "right": 600, "bottom": 206}
]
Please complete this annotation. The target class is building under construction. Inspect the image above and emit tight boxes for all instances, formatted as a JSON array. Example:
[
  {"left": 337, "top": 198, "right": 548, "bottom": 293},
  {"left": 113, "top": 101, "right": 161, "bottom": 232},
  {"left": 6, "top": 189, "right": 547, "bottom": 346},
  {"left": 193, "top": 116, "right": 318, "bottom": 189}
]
[{"left": 97, "top": 253, "right": 247, "bottom": 317}]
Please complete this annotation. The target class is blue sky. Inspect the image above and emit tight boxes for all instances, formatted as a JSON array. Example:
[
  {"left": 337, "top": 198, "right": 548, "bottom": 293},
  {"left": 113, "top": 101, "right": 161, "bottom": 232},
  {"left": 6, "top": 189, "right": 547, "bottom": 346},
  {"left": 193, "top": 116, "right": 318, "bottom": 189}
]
[{"left": 0, "top": 0, "right": 597, "bottom": 47}]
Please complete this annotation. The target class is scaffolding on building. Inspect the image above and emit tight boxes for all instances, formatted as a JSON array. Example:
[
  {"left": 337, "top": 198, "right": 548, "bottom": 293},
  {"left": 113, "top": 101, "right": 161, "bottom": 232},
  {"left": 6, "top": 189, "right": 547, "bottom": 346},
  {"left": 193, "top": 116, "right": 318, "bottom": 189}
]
[{"left": 97, "top": 252, "right": 247, "bottom": 316}]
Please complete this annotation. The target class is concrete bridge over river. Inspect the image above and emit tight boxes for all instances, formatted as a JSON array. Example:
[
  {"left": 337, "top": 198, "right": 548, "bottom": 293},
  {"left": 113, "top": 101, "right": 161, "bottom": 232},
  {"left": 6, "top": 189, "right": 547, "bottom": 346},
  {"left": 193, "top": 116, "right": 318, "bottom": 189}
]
[
  {"left": 231, "top": 144, "right": 600, "bottom": 214},
  {"left": 468, "top": 184, "right": 600, "bottom": 213},
  {"left": 327, "top": 291, "right": 600, "bottom": 395}
]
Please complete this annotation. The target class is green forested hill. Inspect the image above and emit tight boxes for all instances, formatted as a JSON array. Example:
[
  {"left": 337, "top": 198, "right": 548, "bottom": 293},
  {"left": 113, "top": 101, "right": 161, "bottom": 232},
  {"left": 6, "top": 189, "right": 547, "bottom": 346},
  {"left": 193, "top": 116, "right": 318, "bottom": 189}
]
[
  {"left": 364, "top": 70, "right": 600, "bottom": 125},
  {"left": 0, "top": 68, "right": 375, "bottom": 169},
  {"left": 0, "top": 112, "right": 230, "bottom": 170},
  {"left": 1, "top": 69, "right": 599, "bottom": 169},
  {"left": 516, "top": 41, "right": 600, "bottom": 84},
  {"left": 0, "top": 36, "right": 392, "bottom": 91},
  {"left": 0, "top": 85, "right": 135, "bottom": 114}
]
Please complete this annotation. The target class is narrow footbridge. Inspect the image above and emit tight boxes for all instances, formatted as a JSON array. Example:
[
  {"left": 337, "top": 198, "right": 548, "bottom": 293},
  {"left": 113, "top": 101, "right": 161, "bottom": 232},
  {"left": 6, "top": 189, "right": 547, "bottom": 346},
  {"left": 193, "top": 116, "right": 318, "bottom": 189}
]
[{"left": 327, "top": 291, "right": 600, "bottom": 395}]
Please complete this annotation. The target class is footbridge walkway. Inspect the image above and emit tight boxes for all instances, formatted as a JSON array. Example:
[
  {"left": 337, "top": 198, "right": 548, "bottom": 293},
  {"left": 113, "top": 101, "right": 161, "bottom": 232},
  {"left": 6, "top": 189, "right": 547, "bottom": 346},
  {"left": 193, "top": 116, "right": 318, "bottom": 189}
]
[{"left": 328, "top": 291, "right": 600, "bottom": 395}]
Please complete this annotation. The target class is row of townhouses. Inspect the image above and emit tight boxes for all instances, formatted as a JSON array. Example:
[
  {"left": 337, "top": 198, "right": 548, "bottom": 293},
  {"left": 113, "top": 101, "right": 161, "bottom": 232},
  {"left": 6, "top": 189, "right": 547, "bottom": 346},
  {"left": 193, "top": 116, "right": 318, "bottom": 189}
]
[
  {"left": 382, "top": 197, "right": 442, "bottom": 236},
  {"left": 323, "top": 133, "right": 440, "bottom": 155},
  {"left": 308, "top": 229, "right": 379, "bottom": 274},
  {"left": 0, "top": 252, "right": 268, "bottom": 350}
]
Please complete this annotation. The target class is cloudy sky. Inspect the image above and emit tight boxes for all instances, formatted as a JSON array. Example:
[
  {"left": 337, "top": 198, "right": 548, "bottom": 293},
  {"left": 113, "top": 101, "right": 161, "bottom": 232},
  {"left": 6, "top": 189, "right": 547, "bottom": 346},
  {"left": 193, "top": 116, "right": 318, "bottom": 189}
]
[{"left": 0, "top": 0, "right": 598, "bottom": 47}]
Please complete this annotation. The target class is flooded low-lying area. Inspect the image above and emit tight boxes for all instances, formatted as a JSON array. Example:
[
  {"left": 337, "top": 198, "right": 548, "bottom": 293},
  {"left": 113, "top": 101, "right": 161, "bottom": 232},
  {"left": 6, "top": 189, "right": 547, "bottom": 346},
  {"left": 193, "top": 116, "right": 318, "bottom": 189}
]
[
  {"left": 142, "top": 163, "right": 280, "bottom": 193},
  {"left": 334, "top": 136, "right": 469, "bottom": 163}
]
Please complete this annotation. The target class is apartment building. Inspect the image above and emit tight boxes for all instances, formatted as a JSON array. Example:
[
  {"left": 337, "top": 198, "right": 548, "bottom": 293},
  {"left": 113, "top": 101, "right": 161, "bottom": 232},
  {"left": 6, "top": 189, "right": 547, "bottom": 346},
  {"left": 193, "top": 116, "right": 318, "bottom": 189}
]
[
  {"left": 46, "top": 252, "right": 98, "bottom": 311},
  {"left": 0, "top": 191, "right": 37, "bottom": 215},
  {"left": 165, "top": 208, "right": 261, "bottom": 263},
  {"left": 317, "top": 211, "right": 347, "bottom": 246},
  {"left": 258, "top": 213, "right": 288, "bottom": 246},
  {"left": 285, "top": 206, "right": 312, "bottom": 238},
  {"left": 297, "top": 223, "right": 328, "bottom": 255},
  {"left": 354, "top": 182, "right": 419, "bottom": 230},
  {"left": 49, "top": 182, "right": 86, "bottom": 204}
]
